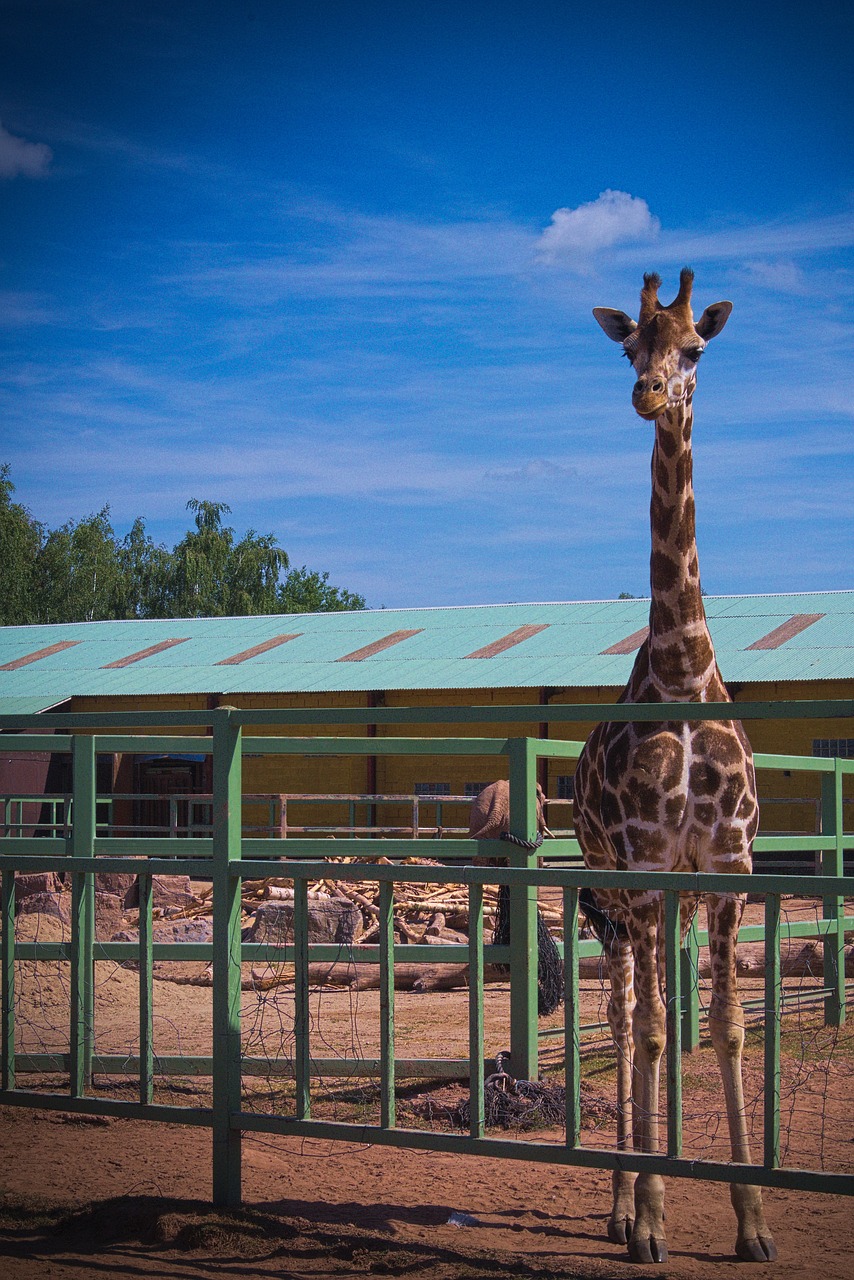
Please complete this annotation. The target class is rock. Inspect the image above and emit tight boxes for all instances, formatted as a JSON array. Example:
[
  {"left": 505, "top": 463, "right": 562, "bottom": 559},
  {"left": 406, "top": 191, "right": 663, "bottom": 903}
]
[
  {"left": 14, "top": 872, "right": 59, "bottom": 899},
  {"left": 95, "top": 872, "right": 138, "bottom": 908},
  {"left": 112, "top": 917, "right": 214, "bottom": 947},
  {"left": 94, "top": 892, "right": 125, "bottom": 941},
  {"left": 15, "top": 891, "right": 71, "bottom": 927},
  {"left": 111, "top": 916, "right": 215, "bottom": 983},
  {"left": 247, "top": 897, "right": 363, "bottom": 946},
  {"left": 151, "top": 875, "right": 197, "bottom": 908}
]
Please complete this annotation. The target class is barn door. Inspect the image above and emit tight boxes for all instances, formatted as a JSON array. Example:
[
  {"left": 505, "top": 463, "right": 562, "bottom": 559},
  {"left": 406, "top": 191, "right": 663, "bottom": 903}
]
[{"left": 133, "top": 756, "right": 207, "bottom": 837}]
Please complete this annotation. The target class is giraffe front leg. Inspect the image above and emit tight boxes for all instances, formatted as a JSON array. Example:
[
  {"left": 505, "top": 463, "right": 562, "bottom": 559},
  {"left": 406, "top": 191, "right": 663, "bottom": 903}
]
[
  {"left": 707, "top": 893, "right": 777, "bottom": 1263},
  {"left": 628, "top": 998, "right": 667, "bottom": 1263},
  {"left": 605, "top": 942, "right": 637, "bottom": 1245},
  {"left": 627, "top": 922, "right": 668, "bottom": 1265}
]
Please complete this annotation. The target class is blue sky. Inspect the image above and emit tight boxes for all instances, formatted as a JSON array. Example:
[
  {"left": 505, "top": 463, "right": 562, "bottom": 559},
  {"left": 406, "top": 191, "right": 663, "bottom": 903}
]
[{"left": 1, "top": 0, "right": 852, "bottom": 609}]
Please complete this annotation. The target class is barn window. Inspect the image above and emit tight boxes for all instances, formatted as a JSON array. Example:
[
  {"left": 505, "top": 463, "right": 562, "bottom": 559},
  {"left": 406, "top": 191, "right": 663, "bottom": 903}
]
[
  {"left": 464, "top": 782, "right": 490, "bottom": 797},
  {"left": 812, "top": 739, "right": 854, "bottom": 759},
  {"left": 556, "top": 774, "right": 575, "bottom": 800},
  {"left": 414, "top": 782, "right": 451, "bottom": 797}
]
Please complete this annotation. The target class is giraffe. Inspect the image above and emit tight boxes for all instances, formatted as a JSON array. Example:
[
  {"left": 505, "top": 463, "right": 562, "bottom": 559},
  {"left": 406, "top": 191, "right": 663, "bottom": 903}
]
[{"left": 572, "top": 269, "right": 777, "bottom": 1264}]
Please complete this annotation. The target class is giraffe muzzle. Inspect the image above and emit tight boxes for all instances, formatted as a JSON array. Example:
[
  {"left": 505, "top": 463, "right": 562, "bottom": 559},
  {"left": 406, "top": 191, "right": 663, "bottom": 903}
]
[{"left": 632, "top": 377, "right": 668, "bottom": 420}]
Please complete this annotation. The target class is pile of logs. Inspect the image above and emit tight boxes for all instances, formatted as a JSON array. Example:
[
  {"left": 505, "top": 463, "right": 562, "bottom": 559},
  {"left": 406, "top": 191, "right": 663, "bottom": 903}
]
[
  {"left": 151, "top": 858, "right": 547, "bottom": 992},
  {"left": 131, "top": 863, "right": 854, "bottom": 991},
  {"left": 181, "top": 858, "right": 564, "bottom": 945}
]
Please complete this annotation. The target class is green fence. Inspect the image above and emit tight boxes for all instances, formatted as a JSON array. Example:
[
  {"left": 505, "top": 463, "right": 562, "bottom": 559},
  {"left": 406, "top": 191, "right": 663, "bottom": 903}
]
[{"left": 0, "top": 700, "right": 852, "bottom": 1208}]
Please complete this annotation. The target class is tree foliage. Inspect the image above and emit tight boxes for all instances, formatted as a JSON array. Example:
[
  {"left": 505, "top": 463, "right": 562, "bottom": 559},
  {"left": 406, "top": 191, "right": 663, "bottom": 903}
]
[{"left": 0, "top": 466, "right": 366, "bottom": 625}]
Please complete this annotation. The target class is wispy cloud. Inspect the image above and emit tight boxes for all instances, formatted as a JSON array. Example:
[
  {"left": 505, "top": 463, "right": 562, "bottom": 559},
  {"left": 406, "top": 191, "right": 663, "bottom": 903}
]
[
  {"left": 739, "top": 259, "right": 809, "bottom": 294},
  {"left": 170, "top": 194, "right": 854, "bottom": 319},
  {"left": 0, "top": 121, "right": 51, "bottom": 178}
]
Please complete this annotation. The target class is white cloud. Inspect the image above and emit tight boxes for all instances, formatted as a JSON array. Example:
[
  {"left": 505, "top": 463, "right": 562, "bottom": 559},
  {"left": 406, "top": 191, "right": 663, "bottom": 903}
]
[
  {"left": 739, "top": 259, "right": 808, "bottom": 293},
  {"left": 483, "top": 457, "right": 578, "bottom": 487},
  {"left": 536, "top": 190, "right": 660, "bottom": 261},
  {"left": 0, "top": 122, "right": 52, "bottom": 179}
]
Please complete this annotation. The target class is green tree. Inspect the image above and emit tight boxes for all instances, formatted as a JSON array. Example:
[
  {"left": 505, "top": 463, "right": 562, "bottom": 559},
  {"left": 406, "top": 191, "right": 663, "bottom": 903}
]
[
  {"left": 167, "top": 500, "right": 288, "bottom": 617},
  {"left": 278, "top": 566, "right": 366, "bottom": 613},
  {"left": 33, "top": 507, "right": 123, "bottom": 623},
  {"left": 116, "top": 517, "right": 173, "bottom": 619},
  {"left": 0, "top": 465, "right": 367, "bottom": 622},
  {"left": 0, "top": 464, "right": 43, "bottom": 625}
]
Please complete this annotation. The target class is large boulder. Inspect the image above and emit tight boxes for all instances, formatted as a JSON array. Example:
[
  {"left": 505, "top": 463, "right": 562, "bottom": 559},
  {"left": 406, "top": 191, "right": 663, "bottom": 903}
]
[
  {"left": 151, "top": 874, "right": 197, "bottom": 909},
  {"left": 15, "top": 890, "right": 70, "bottom": 928},
  {"left": 111, "top": 916, "right": 215, "bottom": 983},
  {"left": 14, "top": 872, "right": 60, "bottom": 899},
  {"left": 94, "top": 891, "right": 126, "bottom": 940},
  {"left": 95, "top": 871, "right": 138, "bottom": 908},
  {"left": 247, "top": 896, "right": 363, "bottom": 946}
]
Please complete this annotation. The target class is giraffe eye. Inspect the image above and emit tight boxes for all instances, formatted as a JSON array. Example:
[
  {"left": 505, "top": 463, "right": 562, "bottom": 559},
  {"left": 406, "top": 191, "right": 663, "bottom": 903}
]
[{"left": 684, "top": 346, "right": 704, "bottom": 363}]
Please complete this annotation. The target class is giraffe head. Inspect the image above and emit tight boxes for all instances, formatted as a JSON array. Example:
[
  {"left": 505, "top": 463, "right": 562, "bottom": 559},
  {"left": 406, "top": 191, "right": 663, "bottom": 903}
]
[{"left": 593, "top": 269, "right": 732, "bottom": 420}]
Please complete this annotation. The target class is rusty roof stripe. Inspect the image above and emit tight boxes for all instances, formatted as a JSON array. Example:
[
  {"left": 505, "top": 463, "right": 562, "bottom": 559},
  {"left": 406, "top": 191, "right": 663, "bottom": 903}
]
[
  {"left": 601, "top": 626, "right": 650, "bottom": 656},
  {"left": 0, "top": 640, "right": 80, "bottom": 671},
  {"left": 336, "top": 629, "right": 424, "bottom": 662},
  {"left": 464, "top": 623, "right": 550, "bottom": 659},
  {"left": 215, "top": 633, "right": 303, "bottom": 666},
  {"left": 100, "top": 638, "right": 191, "bottom": 669},
  {"left": 745, "top": 613, "right": 826, "bottom": 651}
]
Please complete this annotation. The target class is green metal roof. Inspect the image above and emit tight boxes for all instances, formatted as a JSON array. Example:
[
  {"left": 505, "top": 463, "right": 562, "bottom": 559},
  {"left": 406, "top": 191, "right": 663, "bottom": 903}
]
[{"left": 0, "top": 592, "right": 852, "bottom": 709}]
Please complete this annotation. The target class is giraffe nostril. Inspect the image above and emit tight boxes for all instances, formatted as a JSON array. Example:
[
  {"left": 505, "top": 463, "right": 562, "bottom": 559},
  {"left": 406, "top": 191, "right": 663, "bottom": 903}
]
[
  {"left": 651, "top": 379, "right": 665, "bottom": 394},
  {"left": 633, "top": 381, "right": 644, "bottom": 395}
]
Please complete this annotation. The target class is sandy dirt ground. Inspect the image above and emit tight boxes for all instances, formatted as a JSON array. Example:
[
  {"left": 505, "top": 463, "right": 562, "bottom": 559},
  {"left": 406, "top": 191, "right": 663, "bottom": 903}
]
[{"left": 1, "top": 896, "right": 852, "bottom": 1280}]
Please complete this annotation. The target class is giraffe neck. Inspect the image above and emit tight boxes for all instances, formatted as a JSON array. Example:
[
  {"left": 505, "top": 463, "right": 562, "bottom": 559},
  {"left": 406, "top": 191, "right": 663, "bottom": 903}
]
[{"left": 646, "top": 391, "right": 718, "bottom": 699}]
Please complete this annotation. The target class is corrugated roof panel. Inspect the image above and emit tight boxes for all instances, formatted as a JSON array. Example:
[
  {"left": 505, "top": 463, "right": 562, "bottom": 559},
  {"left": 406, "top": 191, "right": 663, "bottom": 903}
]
[
  {"left": 745, "top": 614, "right": 825, "bottom": 651},
  {"left": 0, "top": 640, "right": 81, "bottom": 671},
  {"left": 216, "top": 633, "right": 303, "bottom": 665},
  {"left": 101, "top": 637, "right": 192, "bottom": 669},
  {"left": 601, "top": 626, "right": 649, "bottom": 656},
  {"left": 0, "top": 696, "right": 71, "bottom": 715},
  {"left": 0, "top": 593, "right": 852, "bottom": 701}
]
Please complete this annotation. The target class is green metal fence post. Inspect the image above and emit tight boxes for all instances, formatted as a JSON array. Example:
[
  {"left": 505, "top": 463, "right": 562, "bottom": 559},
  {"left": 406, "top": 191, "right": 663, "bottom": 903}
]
[
  {"left": 211, "top": 709, "right": 243, "bottom": 1208},
  {"left": 138, "top": 871, "right": 154, "bottom": 1105},
  {"left": 563, "top": 887, "right": 581, "bottom": 1148},
  {"left": 664, "top": 889, "right": 683, "bottom": 1158},
  {"left": 507, "top": 738, "right": 539, "bottom": 1082},
  {"left": 468, "top": 883, "right": 485, "bottom": 1139},
  {"left": 763, "top": 892, "right": 781, "bottom": 1169},
  {"left": 379, "top": 880, "right": 396, "bottom": 1128},
  {"left": 1, "top": 870, "right": 14, "bottom": 1091},
  {"left": 680, "top": 917, "right": 700, "bottom": 1052},
  {"left": 70, "top": 734, "right": 96, "bottom": 1096},
  {"left": 820, "top": 762, "right": 846, "bottom": 1028},
  {"left": 294, "top": 873, "right": 311, "bottom": 1119}
]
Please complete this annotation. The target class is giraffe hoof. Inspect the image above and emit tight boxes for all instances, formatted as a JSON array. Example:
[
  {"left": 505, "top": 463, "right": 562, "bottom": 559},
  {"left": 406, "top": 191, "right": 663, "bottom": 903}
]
[
  {"left": 736, "top": 1233, "right": 778, "bottom": 1262},
  {"left": 607, "top": 1215, "right": 633, "bottom": 1245},
  {"left": 629, "top": 1233, "right": 668, "bottom": 1264}
]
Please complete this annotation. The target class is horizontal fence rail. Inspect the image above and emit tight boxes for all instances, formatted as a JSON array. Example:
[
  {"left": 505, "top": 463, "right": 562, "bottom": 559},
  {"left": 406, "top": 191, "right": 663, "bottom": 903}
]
[{"left": 0, "top": 701, "right": 852, "bottom": 1209}]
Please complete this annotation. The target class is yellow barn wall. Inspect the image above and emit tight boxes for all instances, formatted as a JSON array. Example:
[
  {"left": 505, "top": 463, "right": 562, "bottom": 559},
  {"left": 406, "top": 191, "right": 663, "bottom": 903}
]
[{"left": 71, "top": 677, "right": 852, "bottom": 838}]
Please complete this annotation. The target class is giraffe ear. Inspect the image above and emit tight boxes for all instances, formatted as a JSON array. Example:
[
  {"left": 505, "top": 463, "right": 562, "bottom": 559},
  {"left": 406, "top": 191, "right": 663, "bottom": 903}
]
[
  {"left": 593, "top": 308, "right": 638, "bottom": 343},
  {"left": 695, "top": 300, "right": 732, "bottom": 340}
]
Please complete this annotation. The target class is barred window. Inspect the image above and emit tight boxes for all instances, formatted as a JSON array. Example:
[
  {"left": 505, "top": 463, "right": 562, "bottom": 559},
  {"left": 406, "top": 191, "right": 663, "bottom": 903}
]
[
  {"left": 464, "top": 782, "right": 490, "bottom": 798},
  {"left": 813, "top": 739, "right": 854, "bottom": 759},
  {"left": 414, "top": 782, "right": 451, "bottom": 797},
  {"left": 556, "top": 774, "right": 575, "bottom": 800}
]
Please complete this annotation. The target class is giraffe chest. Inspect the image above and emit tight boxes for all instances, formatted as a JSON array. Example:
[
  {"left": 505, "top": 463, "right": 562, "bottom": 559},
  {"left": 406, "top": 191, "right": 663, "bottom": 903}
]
[{"left": 576, "top": 718, "right": 758, "bottom": 872}]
